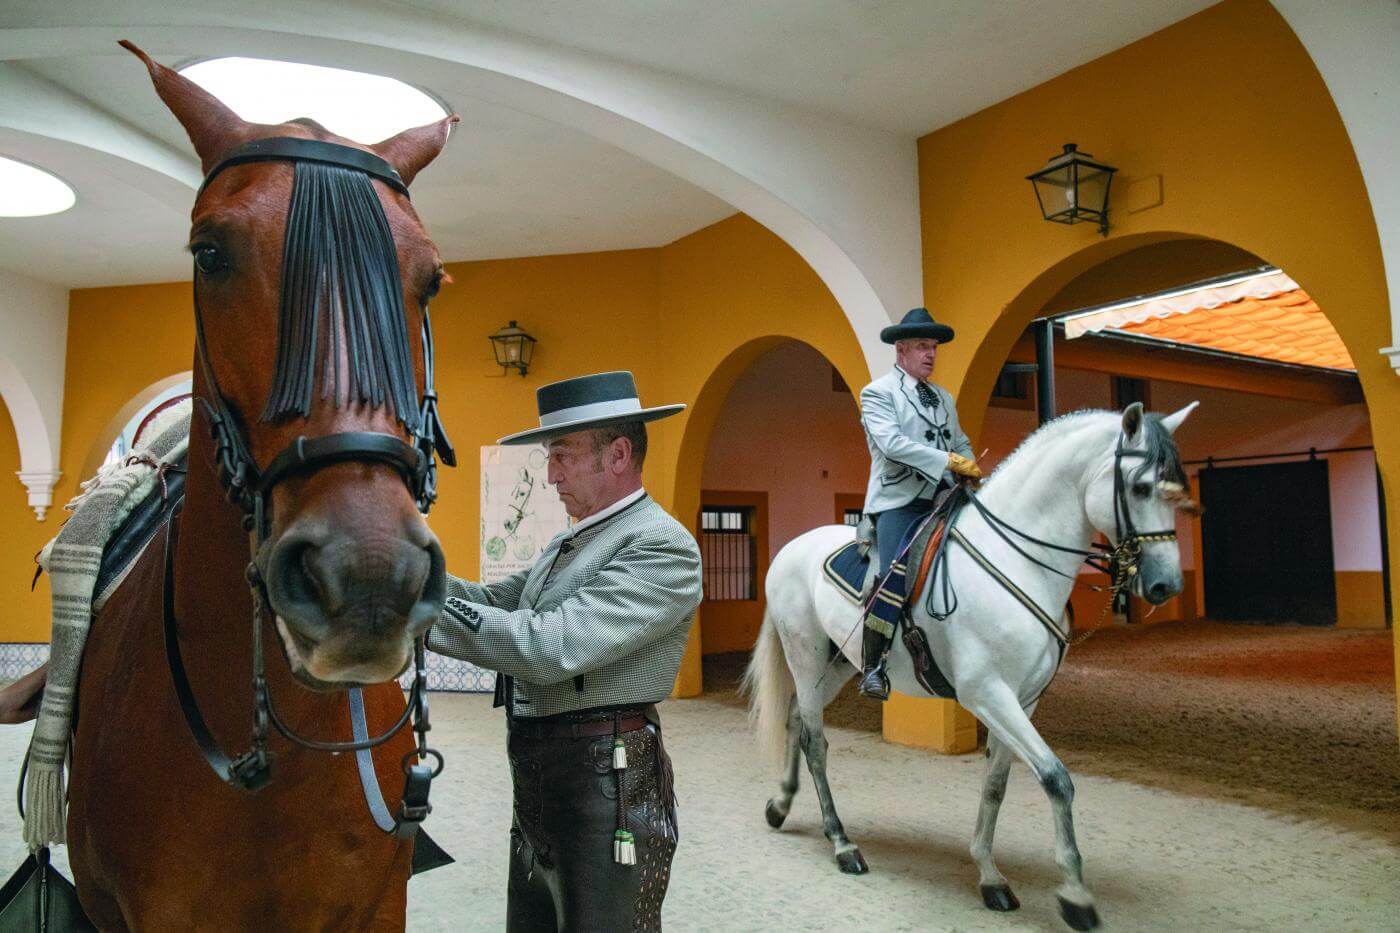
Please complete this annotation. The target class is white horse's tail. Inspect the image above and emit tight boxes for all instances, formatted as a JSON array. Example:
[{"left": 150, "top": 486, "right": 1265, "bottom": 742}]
[{"left": 742, "top": 608, "right": 795, "bottom": 767}]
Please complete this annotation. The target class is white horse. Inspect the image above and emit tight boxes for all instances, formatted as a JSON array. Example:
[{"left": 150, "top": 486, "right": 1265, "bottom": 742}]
[{"left": 743, "top": 402, "right": 1198, "bottom": 931}]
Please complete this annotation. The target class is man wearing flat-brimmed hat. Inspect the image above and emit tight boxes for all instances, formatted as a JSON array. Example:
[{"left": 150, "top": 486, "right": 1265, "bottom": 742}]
[
  {"left": 857, "top": 309, "right": 981, "bottom": 701},
  {"left": 426, "top": 371, "right": 701, "bottom": 932}
]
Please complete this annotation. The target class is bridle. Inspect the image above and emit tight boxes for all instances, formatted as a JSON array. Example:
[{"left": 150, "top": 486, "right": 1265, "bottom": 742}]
[
  {"left": 928, "top": 429, "right": 1180, "bottom": 644},
  {"left": 164, "top": 136, "right": 455, "bottom": 835}
]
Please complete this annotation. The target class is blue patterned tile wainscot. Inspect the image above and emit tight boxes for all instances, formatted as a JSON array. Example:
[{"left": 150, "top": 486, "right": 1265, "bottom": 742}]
[{"left": 0, "top": 643, "right": 490, "bottom": 693}]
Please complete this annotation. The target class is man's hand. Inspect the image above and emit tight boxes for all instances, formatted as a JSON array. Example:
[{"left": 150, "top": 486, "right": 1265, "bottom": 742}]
[
  {"left": 0, "top": 662, "right": 46, "bottom": 724},
  {"left": 947, "top": 452, "right": 982, "bottom": 480}
]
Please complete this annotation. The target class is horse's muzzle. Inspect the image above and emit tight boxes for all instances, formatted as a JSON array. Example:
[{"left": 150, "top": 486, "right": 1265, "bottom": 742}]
[
  {"left": 262, "top": 518, "right": 446, "bottom": 687},
  {"left": 1141, "top": 570, "right": 1183, "bottom": 606}
]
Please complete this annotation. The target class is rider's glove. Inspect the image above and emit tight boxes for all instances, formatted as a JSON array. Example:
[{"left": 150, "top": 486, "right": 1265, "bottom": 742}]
[{"left": 947, "top": 452, "right": 982, "bottom": 480}]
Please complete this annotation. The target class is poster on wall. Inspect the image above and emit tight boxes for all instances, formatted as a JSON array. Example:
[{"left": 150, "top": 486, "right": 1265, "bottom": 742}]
[
  {"left": 413, "top": 445, "right": 570, "bottom": 692},
  {"left": 479, "top": 444, "right": 571, "bottom": 583}
]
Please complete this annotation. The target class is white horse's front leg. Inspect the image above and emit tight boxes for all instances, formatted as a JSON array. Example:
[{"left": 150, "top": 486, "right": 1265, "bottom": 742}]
[
  {"left": 964, "top": 682, "right": 1100, "bottom": 931},
  {"left": 970, "top": 734, "right": 1019, "bottom": 912}
]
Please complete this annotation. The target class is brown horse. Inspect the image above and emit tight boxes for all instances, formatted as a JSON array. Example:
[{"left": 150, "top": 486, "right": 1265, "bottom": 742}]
[{"left": 65, "top": 45, "right": 457, "bottom": 929}]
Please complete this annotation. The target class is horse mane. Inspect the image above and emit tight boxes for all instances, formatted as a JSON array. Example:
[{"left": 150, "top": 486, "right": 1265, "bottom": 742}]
[{"left": 987, "top": 408, "right": 1187, "bottom": 486}]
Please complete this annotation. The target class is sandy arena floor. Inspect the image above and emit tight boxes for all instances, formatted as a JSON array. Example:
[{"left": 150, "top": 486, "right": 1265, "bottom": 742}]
[{"left": 1, "top": 621, "right": 1396, "bottom": 930}]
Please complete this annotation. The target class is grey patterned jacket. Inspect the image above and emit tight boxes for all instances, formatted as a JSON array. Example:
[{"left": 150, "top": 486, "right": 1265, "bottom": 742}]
[
  {"left": 427, "top": 494, "right": 703, "bottom": 718},
  {"left": 861, "top": 365, "right": 974, "bottom": 515}
]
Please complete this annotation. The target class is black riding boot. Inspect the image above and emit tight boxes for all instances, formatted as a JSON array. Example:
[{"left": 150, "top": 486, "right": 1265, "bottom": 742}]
[{"left": 858, "top": 626, "right": 891, "bottom": 701}]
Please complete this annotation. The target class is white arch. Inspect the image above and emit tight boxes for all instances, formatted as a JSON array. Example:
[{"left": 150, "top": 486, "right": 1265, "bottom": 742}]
[
  {"left": 0, "top": 5, "right": 920, "bottom": 378},
  {"left": 0, "top": 270, "right": 68, "bottom": 520}
]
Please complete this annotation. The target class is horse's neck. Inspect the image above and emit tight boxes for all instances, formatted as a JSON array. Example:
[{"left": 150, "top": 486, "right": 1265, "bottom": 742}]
[{"left": 971, "top": 421, "right": 1109, "bottom": 579}]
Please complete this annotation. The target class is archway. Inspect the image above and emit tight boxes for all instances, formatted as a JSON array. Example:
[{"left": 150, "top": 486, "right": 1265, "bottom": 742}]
[
  {"left": 668, "top": 336, "right": 869, "bottom": 696},
  {"left": 77, "top": 371, "right": 192, "bottom": 485},
  {"left": 0, "top": 355, "right": 59, "bottom": 520},
  {"left": 694, "top": 340, "right": 867, "bottom": 658}
]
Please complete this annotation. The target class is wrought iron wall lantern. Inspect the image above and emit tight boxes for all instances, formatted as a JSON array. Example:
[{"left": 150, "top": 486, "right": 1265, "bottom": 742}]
[
  {"left": 488, "top": 320, "right": 537, "bottom": 376},
  {"left": 1027, "top": 143, "right": 1117, "bottom": 236}
]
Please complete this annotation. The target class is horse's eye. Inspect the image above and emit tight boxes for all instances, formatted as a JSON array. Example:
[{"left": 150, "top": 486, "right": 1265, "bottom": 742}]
[
  {"left": 1132, "top": 482, "right": 1152, "bottom": 498},
  {"left": 422, "top": 271, "right": 444, "bottom": 303},
  {"left": 193, "top": 245, "right": 226, "bottom": 276}
]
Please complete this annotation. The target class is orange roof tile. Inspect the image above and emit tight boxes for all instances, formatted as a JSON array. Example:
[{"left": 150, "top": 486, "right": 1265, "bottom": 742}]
[{"left": 1111, "top": 288, "right": 1354, "bottom": 371}]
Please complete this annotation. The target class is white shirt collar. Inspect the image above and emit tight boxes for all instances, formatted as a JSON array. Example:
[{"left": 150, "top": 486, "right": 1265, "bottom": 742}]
[{"left": 567, "top": 487, "right": 647, "bottom": 538}]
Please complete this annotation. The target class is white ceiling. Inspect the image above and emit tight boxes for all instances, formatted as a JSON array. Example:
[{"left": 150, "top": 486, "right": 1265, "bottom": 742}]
[
  {"left": 0, "top": 0, "right": 1216, "bottom": 289},
  {"left": 398, "top": 0, "right": 1219, "bottom": 134}
]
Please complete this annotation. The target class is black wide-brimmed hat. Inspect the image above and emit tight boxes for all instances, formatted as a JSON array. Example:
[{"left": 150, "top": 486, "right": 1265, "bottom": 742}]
[
  {"left": 498, "top": 371, "right": 686, "bottom": 446},
  {"left": 879, "top": 307, "right": 955, "bottom": 345}
]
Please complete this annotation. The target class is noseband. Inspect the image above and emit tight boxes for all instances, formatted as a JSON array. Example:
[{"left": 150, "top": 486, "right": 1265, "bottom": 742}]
[{"left": 165, "top": 137, "right": 454, "bottom": 833}]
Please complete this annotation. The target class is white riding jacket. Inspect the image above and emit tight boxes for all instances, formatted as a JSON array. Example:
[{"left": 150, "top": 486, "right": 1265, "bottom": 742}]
[{"left": 860, "top": 366, "right": 973, "bottom": 515}]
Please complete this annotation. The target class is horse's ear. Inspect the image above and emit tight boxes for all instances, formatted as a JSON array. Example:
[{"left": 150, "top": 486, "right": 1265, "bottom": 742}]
[
  {"left": 120, "top": 41, "right": 248, "bottom": 173},
  {"left": 371, "top": 115, "right": 459, "bottom": 187},
  {"left": 1121, "top": 401, "right": 1144, "bottom": 440},
  {"left": 1160, "top": 400, "right": 1199, "bottom": 435}
]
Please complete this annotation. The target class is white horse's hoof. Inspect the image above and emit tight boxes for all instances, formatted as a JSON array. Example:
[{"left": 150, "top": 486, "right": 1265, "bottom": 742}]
[
  {"left": 835, "top": 847, "right": 869, "bottom": 874},
  {"left": 980, "top": 884, "right": 1019, "bottom": 911},
  {"left": 765, "top": 799, "right": 789, "bottom": 829},
  {"left": 1057, "top": 896, "right": 1100, "bottom": 930}
]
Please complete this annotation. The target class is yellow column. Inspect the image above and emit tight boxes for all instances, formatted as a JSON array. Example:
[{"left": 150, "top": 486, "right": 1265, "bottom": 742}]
[
  {"left": 670, "top": 617, "right": 704, "bottom": 698},
  {"left": 883, "top": 691, "right": 979, "bottom": 754}
]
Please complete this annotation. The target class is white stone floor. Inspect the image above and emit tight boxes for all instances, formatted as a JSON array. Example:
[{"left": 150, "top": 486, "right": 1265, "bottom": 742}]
[{"left": 2, "top": 691, "right": 1396, "bottom": 931}]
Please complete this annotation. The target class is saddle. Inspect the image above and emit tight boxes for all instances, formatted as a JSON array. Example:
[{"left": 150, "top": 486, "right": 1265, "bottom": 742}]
[{"left": 821, "top": 486, "right": 968, "bottom": 700}]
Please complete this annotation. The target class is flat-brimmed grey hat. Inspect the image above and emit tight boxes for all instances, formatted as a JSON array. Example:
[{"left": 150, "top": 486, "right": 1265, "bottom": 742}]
[{"left": 498, "top": 371, "right": 686, "bottom": 446}]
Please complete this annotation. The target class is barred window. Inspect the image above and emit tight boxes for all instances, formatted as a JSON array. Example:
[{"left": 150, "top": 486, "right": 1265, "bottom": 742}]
[
  {"left": 842, "top": 508, "right": 863, "bottom": 526},
  {"left": 700, "top": 506, "right": 757, "bottom": 600}
]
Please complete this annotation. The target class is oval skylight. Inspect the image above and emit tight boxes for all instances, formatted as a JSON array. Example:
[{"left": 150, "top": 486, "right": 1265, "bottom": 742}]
[
  {"left": 179, "top": 58, "right": 448, "bottom": 144},
  {"left": 0, "top": 157, "right": 76, "bottom": 217}
]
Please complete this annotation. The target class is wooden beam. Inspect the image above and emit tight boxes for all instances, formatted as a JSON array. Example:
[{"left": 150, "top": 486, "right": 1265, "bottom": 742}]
[{"left": 1007, "top": 332, "right": 1363, "bottom": 406}]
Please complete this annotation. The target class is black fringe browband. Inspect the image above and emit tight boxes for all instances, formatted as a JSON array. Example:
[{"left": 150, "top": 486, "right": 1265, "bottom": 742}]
[{"left": 260, "top": 160, "right": 422, "bottom": 432}]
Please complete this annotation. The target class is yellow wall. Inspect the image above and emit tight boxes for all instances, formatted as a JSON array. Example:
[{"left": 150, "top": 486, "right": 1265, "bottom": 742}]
[
  {"left": 0, "top": 215, "right": 869, "bottom": 693},
  {"left": 914, "top": 0, "right": 1399, "bottom": 716},
  {"left": 1336, "top": 572, "right": 1387, "bottom": 630}
]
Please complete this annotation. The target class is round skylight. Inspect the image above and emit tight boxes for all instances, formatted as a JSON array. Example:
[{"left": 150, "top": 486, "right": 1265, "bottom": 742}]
[
  {"left": 179, "top": 58, "right": 448, "bottom": 144},
  {"left": 0, "top": 157, "right": 76, "bottom": 217}
]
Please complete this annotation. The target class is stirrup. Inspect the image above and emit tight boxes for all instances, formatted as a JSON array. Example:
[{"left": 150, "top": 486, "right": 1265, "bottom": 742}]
[{"left": 859, "top": 665, "right": 890, "bottom": 702}]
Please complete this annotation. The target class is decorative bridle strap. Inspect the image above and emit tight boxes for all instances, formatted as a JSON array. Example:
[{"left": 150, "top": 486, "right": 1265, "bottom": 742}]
[{"left": 199, "top": 136, "right": 409, "bottom": 198}]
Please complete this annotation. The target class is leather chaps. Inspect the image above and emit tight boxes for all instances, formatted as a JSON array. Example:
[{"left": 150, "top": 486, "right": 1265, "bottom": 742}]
[{"left": 505, "top": 706, "right": 677, "bottom": 932}]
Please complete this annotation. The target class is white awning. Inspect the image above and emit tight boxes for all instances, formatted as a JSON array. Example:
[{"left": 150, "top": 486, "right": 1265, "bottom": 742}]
[{"left": 1062, "top": 269, "right": 1300, "bottom": 339}]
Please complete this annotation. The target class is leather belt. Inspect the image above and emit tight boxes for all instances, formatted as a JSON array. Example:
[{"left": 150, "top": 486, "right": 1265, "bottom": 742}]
[{"left": 511, "top": 711, "right": 650, "bottom": 740}]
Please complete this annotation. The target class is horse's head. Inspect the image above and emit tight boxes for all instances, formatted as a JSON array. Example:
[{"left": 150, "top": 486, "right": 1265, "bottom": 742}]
[
  {"left": 126, "top": 43, "right": 456, "bottom": 688},
  {"left": 1084, "top": 401, "right": 1199, "bottom": 606}
]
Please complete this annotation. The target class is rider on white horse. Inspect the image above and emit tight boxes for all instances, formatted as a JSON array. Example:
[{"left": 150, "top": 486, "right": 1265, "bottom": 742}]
[{"left": 858, "top": 308, "right": 982, "bottom": 700}]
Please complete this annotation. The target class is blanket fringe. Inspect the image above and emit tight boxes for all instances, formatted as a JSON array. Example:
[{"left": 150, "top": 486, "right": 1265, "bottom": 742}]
[{"left": 22, "top": 767, "right": 66, "bottom": 850}]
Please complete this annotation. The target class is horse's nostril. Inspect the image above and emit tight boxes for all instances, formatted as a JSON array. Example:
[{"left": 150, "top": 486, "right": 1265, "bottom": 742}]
[
  {"left": 1148, "top": 581, "right": 1170, "bottom": 602},
  {"left": 272, "top": 540, "right": 320, "bottom": 609}
]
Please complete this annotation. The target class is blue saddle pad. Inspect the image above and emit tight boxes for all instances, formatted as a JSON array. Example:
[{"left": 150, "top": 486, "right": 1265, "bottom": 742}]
[{"left": 823, "top": 540, "right": 871, "bottom": 603}]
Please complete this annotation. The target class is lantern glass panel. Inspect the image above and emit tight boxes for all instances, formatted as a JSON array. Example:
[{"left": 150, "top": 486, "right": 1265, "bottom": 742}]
[
  {"left": 1031, "top": 165, "right": 1077, "bottom": 224},
  {"left": 1075, "top": 164, "right": 1112, "bottom": 219}
]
